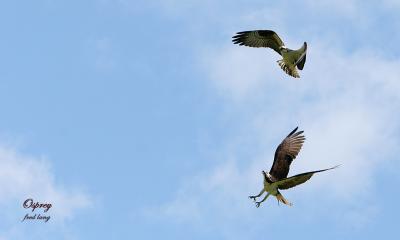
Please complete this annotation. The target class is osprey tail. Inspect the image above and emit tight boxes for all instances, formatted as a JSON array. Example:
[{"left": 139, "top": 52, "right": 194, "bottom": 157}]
[
  {"left": 277, "top": 60, "right": 300, "bottom": 78},
  {"left": 276, "top": 192, "right": 292, "bottom": 206}
]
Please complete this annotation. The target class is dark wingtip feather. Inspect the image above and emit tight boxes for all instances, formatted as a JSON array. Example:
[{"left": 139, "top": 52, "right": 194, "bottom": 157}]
[
  {"left": 294, "top": 130, "right": 304, "bottom": 136},
  {"left": 287, "top": 127, "right": 299, "bottom": 137},
  {"left": 316, "top": 165, "right": 341, "bottom": 174},
  {"left": 330, "top": 164, "right": 341, "bottom": 169}
]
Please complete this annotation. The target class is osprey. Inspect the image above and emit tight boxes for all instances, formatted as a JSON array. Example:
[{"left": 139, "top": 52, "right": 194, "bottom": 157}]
[
  {"left": 232, "top": 30, "right": 307, "bottom": 78},
  {"left": 249, "top": 127, "right": 338, "bottom": 207}
]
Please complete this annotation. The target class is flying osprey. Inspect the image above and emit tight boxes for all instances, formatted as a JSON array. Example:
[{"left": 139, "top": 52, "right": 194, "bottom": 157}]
[
  {"left": 232, "top": 30, "right": 307, "bottom": 78},
  {"left": 249, "top": 127, "right": 338, "bottom": 207}
]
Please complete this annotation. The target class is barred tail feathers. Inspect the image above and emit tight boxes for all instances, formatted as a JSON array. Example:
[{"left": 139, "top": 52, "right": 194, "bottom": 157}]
[
  {"left": 277, "top": 60, "right": 300, "bottom": 78},
  {"left": 276, "top": 192, "right": 293, "bottom": 206}
]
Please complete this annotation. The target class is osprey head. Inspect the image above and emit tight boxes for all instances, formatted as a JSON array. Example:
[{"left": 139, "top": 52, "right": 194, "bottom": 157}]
[
  {"left": 262, "top": 171, "right": 268, "bottom": 180},
  {"left": 262, "top": 171, "right": 274, "bottom": 183},
  {"left": 279, "top": 46, "right": 288, "bottom": 52}
]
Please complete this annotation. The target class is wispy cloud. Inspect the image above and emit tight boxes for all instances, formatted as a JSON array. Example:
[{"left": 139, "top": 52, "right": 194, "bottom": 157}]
[
  {"left": 87, "top": 0, "right": 399, "bottom": 237},
  {"left": 150, "top": 23, "right": 400, "bottom": 235},
  {"left": 0, "top": 145, "right": 92, "bottom": 222}
]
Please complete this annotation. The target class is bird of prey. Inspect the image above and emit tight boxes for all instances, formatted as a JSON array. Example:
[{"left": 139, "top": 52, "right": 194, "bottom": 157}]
[
  {"left": 232, "top": 30, "right": 307, "bottom": 78},
  {"left": 249, "top": 127, "right": 338, "bottom": 207}
]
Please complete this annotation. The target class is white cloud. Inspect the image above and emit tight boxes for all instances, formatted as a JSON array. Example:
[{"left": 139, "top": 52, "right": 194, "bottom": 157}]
[
  {"left": 152, "top": 33, "right": 400, "bottom": 232},
  {"left": 200, "top": 45, "right": 277, "bottom": 101},
  {"left": 0, "top": 145, "right": 92, "bottom": 222}
]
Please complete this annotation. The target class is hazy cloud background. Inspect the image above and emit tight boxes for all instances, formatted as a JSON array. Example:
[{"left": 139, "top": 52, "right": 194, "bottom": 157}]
[
  {"left": 148, "top": 0, "right": 400, "bottom": 239},
  {"left": 0, "top": 0, "right": 399, "bottom": 239}
]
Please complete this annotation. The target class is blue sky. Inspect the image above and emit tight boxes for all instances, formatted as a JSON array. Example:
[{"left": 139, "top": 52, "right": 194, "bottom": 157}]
[{"left": 0, "top": 0, "right": 399, "bottom": 239}]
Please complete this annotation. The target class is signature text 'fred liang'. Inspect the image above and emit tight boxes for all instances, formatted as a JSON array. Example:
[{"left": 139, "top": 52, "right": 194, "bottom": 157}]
[{"left": 21, "top": 198, "right": 52, "bottom": 223}]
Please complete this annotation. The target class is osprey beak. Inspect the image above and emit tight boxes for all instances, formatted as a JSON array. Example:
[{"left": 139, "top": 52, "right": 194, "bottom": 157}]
[{"left": 262, "top": 171, "right": 268, "bottom": 179}]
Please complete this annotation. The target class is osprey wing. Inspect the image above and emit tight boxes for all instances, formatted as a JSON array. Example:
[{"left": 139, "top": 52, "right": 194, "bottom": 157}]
[
  {"left": 274, "top": 166, "right": 339, "bottom": 190},
  {"left": 295, "top": 42, "right": 307, "bottom": 70},
  {"left": 232, "top": 30, "right": 285, "bottom": 55},
  {"left": 269, "top": 127, "right": 305, "bottom": 181}
]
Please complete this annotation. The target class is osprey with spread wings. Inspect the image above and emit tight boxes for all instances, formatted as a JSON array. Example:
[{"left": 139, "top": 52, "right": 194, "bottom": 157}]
[
  {"left": 232, "top": 30, "right": 307, "bottom": 78},
  {"left": 249, "top": 127, "right": 338, "bottom": 207}
]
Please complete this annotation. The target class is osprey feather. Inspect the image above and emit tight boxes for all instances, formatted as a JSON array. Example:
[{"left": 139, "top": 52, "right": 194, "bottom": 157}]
[
  {"left": 249, "top": 127, "right": 339, "bottom": 207},
  {"left": 232, "top": 30, "right": 307, "bottom": 78}
]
